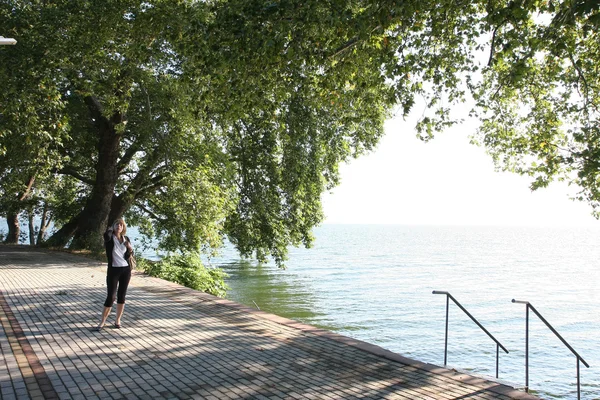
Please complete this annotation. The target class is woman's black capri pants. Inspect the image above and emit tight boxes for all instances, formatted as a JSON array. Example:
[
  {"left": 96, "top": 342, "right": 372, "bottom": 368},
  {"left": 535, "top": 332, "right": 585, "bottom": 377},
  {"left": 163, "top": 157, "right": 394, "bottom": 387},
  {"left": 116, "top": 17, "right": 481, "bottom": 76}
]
[{"left": 104, "top": 266, "right": 131, "bottom": 307}]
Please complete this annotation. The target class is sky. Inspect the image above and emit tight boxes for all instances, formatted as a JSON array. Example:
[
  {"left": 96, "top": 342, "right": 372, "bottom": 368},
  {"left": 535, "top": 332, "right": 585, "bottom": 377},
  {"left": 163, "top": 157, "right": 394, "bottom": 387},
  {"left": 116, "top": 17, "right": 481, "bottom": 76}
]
[{"left": 321, "top": 113, "right": 600, "bottom": 227}]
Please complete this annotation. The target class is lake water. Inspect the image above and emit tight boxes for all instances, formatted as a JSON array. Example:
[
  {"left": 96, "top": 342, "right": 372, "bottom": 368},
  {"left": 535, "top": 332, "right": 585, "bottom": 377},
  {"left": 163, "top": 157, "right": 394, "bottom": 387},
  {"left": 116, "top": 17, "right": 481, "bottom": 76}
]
[
  {"left": 193, "top": 224, "right": 599, "bottom": 400},
  {"left": 4, "top": 222, "right": 598, "bottom": 398}
]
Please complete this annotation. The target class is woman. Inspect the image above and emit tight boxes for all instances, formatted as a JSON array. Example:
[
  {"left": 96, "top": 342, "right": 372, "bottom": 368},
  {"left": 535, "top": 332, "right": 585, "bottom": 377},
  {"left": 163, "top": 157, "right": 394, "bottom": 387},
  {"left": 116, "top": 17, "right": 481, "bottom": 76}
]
[{"left": 95, "top": 218, "right": 134, "bottom": 331}]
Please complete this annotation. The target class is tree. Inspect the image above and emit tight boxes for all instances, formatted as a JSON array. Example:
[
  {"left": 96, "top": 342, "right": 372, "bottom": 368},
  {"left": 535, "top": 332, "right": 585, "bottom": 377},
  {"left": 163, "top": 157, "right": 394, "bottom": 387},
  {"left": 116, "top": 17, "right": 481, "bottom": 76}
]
[
  {"left": 2, "top": 0, "right": 231, "bottom": 251},
  {"left": 471, "top": 0, "right": 600, "bottom": 215},
  {"left": 2, "top": 0, "right": 402, "bottom": 261},
  {"left": 1, "top": 0, "right": 598, "bottom": 263}
]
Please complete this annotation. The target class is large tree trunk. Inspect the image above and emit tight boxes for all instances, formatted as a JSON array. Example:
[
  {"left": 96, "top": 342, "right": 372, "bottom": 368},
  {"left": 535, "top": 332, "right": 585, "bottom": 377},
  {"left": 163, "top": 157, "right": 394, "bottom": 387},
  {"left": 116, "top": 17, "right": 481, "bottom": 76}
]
[
  {"left": 108, "top": 152, "right": 161, "bottom": 224},
  {"left": 3, "top": 176, "right": 35, "bottom": 245},
  {"left": 28, "top": 211, "right": 35, "bottom": 245},
  {"left": 4, "top": 213, "right": 20, "bottom": 244},
  {"left": 69, "top": 97, "right": 124, "bottom": 251},
  {"left": 108, "top": 194, "right": 128, "bottom": 226},
  {"left": 44, "top": 215, "right": 80, "bottom": 248},
  {"left": 37, "top": 204, "right": 51, "bottom": 245}
]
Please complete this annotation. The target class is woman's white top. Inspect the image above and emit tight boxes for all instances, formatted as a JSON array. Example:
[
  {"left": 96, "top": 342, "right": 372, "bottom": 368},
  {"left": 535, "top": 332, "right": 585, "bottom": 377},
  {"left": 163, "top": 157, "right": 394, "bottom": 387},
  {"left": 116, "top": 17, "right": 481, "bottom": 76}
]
[{"left": 112, "top": 235, "right": 129, "bottom": 267}]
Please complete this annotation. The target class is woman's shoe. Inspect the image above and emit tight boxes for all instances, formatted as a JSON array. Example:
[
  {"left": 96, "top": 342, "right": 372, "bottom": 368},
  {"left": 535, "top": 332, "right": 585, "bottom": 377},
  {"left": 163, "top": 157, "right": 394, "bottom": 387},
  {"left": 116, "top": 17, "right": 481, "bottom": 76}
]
[
  {"left": 94, "top": 325, "right": 103, "bottom": 332},
  {"left": 114, "top": 323, "right": 121, "bottom": 329}
]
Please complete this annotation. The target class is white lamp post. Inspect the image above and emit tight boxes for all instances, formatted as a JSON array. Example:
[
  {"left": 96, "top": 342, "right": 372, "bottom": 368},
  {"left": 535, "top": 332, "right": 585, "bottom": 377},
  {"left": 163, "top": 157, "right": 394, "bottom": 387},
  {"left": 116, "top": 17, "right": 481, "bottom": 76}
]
[{"left": 0, "top": 36, "right": 17, "bottom": 45}]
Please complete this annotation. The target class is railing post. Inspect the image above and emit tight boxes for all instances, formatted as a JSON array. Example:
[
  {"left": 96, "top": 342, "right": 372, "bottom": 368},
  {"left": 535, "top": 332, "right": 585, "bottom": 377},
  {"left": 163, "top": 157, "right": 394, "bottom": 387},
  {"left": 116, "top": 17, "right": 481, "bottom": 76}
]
[
  {"left": 525, "top": 304, "right": 529, "bottom": 393},
  {"left": 433, "top": 291, "right": 508, "bottom": 379},
  {"left": 496, "top": 344, "right": 499, "bottom": 379},
  {"left": 444, "top": 293, "right": 449, "bottom": 365},
  {"left": 513, "top": 299, "right": 589, "bottom": 397},
  {"left": 577, "top": 358, "right": 580, "bottom": 400}
]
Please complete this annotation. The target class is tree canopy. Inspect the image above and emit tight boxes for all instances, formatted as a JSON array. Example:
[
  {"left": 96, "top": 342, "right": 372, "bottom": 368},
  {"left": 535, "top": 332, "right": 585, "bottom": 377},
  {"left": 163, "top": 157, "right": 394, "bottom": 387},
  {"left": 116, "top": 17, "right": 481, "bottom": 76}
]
[
  {"left": 472, "top": 0, "right": 600, "bottom": 213},
  {"left": 1, "top": 0, "right": 599, "bottom": 263}
]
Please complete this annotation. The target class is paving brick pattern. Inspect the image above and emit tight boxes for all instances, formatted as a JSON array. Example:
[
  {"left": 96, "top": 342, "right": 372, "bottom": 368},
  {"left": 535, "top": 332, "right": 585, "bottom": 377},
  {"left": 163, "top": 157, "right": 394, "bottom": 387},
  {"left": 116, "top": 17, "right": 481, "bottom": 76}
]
[{"left": 0, "top": 246, "right": 540, "bottom": 400}]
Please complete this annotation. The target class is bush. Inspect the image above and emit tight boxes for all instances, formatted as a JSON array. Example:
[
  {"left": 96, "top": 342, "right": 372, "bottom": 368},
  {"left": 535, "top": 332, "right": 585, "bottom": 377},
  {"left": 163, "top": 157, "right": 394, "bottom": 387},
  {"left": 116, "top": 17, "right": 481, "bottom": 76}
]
[{"left": 138, "top": 253, "right": 229, "bottom": 298}]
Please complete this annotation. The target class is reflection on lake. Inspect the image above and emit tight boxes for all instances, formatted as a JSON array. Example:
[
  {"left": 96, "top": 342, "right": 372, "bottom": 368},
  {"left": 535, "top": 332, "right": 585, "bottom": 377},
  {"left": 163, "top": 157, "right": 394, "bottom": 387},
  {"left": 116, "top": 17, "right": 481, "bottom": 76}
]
[{"left": 217, "top": 260, "right": 342, "bottom": 332}]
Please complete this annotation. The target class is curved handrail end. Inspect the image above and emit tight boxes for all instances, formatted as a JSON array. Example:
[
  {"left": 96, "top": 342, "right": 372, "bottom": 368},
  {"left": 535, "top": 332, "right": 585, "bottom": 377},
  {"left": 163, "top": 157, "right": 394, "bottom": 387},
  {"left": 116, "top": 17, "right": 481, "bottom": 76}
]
[{"left": 579, "top": 357, "right": 590, "bottom": 369}]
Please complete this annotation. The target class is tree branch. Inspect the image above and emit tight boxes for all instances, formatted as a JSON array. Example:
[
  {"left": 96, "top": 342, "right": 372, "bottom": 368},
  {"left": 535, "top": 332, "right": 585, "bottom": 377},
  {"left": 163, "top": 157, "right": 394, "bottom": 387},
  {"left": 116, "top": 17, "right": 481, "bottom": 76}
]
[
  {"left": 135, "top": 201, "right": 166, "bottom": 223},
  {"left": 84, "top": 96, "right": 105, "bottom": 125},
  {"left": 488, "top": 26, "right": 498, "bottom": 67},
  {"left": 137, "top": 174, "right": 166, "bottom": 197},
  {"left": 18, "top": 175, "right": 36, "bottom": 201},
  {"left": 330, "top": 37, "right": 361, "bottom": 59},
  {"left": 55, "top": 167, "right": 95, "bottom": 185},
  {"left": 567, "top": 52, "right": 594, "bottom": 112},
  {"left": 84, "top": 95, "right": 125, "bottom": 130},
  {"left": 117, "top": 144, "right": 140, "bottom": 174},
  {"left": 329, "top": 25, "right": 383, "bottom": 60}
]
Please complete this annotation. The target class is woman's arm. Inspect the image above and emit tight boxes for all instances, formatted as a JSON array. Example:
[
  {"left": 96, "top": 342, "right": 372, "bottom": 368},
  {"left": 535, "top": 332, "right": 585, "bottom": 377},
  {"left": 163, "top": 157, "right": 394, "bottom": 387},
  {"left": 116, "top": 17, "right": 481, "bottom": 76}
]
[
  {"left": 124, "top": 236, "right": 134, "bottom": 258},
  {"left": 104, "top": 229, "right": 114, "bottom": 266},
  {"left": 104, "top": 228, "right": 114, "bottom": 243}
]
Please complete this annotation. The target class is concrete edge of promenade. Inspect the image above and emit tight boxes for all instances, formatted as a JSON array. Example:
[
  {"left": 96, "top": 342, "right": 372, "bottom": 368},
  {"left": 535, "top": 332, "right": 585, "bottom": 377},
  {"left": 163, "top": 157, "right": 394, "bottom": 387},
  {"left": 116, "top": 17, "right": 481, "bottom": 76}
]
[{"left": 2, "top": 244, "right": 541, "bottom": 400}]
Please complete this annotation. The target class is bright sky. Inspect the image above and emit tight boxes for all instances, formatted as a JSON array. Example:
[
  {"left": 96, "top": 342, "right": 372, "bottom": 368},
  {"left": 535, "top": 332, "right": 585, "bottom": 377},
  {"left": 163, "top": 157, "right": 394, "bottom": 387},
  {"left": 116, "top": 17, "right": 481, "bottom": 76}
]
[{"left": 321, "top": 113, "right": 600, "bottom": 227}]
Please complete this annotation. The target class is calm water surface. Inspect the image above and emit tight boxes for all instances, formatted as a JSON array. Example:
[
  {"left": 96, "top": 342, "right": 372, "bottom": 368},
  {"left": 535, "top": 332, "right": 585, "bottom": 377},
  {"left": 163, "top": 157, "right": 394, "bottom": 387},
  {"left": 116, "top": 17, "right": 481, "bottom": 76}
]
[{"left": 199, "top": 225, "right": 600, "bottom": 400}]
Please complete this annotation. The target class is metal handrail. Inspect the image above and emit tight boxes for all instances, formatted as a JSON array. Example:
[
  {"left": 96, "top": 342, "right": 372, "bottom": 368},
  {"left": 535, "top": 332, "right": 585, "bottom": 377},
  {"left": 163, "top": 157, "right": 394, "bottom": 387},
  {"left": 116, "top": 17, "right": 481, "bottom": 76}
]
[
  {"left": 512, "top": 299, "right": 590, "bottom": 400},
  {"left": 433, "top": 291, "right": 509, "bottom": 378}
]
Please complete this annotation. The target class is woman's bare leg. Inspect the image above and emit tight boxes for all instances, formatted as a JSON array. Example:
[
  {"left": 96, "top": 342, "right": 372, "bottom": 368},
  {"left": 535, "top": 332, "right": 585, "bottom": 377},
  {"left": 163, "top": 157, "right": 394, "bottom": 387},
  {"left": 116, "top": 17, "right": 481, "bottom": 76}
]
[
  {"left": 115, "top": 303, "right": 125, "bottom": 327},
  {"left": 97, "top": 306, "right": 111, "bottom": 329}
]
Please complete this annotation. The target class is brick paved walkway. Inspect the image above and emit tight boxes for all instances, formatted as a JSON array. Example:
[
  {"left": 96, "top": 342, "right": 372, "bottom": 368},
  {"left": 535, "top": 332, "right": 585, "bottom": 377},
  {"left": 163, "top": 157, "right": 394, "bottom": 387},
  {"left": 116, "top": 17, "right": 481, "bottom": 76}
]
[{"left": 0, "top": 245, "right": 540, "bottom": 400}]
